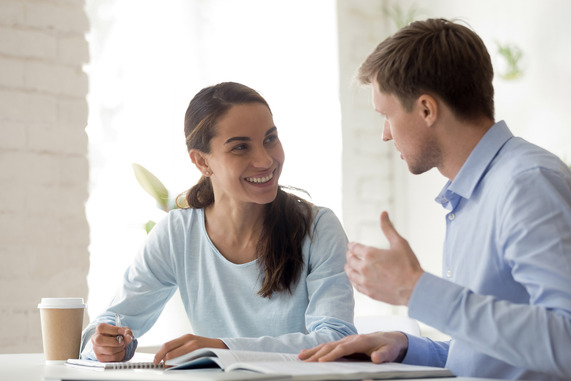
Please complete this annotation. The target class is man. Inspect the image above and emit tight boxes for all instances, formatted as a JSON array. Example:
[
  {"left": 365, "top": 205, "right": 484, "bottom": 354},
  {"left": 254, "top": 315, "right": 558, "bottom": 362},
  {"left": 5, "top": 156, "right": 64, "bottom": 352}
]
[{"left": 299, "top": 18, "right": 571, "bottom": 380}]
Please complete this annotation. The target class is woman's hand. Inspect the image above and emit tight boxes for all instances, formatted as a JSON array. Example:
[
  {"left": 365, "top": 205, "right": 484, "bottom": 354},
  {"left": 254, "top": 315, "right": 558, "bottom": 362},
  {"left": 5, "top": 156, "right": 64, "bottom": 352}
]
[
  {"left": 298, "top": 331, "right": 408, "bottom": 364},
  {"left": 153, "top": 334, "right": 228, "bottom": 365},
  {"left": 91, "top": 323, "right": 135, "bottom": 362}
]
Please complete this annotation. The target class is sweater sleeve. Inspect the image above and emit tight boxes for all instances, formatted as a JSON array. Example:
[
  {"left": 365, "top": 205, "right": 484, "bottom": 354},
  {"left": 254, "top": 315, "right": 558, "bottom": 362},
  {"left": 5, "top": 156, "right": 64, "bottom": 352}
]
[{"left": 80, "top": 214, "right": 178, "bottom": 360}]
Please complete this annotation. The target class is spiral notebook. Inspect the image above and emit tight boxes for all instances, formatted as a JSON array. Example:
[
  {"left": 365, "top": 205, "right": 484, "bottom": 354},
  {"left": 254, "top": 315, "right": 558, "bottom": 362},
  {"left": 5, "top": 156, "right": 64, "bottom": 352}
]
[{"left": 65, "top": 354, "right": 164, "bottom": 370}]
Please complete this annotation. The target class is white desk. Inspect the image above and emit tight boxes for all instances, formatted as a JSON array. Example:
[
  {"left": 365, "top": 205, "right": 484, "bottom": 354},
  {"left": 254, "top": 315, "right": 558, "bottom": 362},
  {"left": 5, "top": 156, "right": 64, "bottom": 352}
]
[
  {"left": 0, "top": 353, "right": 287, "bottom": 381},
  {"left": 0, "top": 353, "right": 502, "bottom": 381}
]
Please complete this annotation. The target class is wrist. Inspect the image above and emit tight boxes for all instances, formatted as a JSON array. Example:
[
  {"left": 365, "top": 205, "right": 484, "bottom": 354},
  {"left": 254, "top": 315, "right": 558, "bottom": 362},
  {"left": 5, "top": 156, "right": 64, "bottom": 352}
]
[
  {"left": 394, "top": 332, "right": 409, "bottom": 363},
  {"left": 401, "top": 270, "right": 424, "bottom": 305}
]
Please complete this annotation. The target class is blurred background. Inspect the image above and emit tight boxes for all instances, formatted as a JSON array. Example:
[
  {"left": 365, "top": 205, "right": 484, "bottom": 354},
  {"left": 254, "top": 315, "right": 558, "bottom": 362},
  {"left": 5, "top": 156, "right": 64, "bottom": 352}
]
[{"left": 1, "top": 0, "right": 570, "bottom": 352}]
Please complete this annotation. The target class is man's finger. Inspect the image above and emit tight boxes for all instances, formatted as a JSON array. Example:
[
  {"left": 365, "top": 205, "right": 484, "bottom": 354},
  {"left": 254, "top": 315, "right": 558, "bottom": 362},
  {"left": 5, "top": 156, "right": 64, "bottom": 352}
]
[
  {"left": 315, "top": 346, "right": 348, "bottom": 362},
  {"left": 371, "top": 348, "right": 392, "bottom": 364},
  {"left": 300, "top": 340, "right": 352, "bottom": 363},
  {"left": 347, "top": 242, "right": 371, "bottom": 261},
  {"left": 379, "top": 211, "right": 401, "bottom": 246},
  {"left": 300, "top": 346, "right": 331, "bottom": 362},
  {"left": 345, "top": 249, "right": 360, "bottom": 270},
  {"left": 298, "top": 346, "right": 320, "bottom": 360}
]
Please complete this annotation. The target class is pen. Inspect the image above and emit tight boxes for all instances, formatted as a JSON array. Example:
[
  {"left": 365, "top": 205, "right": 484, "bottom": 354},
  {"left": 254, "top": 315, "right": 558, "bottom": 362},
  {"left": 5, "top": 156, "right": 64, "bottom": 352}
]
[{"left": 115, "top": 313, "right": 123, "bottom": 344}]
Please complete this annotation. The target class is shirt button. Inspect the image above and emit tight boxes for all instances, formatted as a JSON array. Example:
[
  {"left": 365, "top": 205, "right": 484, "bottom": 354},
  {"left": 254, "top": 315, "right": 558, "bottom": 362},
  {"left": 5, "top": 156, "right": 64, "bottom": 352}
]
[
  {"left": 446, "top": 270, "right": 452, "bottom": 278},
  {"left": 448, "top": 213, "right": 455, "bottom": 221}
]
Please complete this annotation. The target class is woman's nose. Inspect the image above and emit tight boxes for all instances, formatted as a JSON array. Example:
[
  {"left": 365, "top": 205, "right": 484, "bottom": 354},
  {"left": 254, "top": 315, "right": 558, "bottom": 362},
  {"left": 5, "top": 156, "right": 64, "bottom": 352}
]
[{"left": 252, "top": 147, "right": 273, "bottom": 168}]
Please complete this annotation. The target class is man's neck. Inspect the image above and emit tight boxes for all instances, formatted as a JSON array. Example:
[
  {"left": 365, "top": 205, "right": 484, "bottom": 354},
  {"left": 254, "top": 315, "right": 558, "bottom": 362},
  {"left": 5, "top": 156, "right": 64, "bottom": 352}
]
[{"left": 437, "top": 116, "right": 495, "bottom": 181}]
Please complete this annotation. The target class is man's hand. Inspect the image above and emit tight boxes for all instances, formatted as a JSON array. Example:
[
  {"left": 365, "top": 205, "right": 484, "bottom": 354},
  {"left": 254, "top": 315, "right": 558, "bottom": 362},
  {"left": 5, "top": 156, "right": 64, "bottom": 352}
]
[
  {"left": 91, "top": 323, "right": 135, "bottom": 362},
  {"left": 299, "top": 331, "right": 409, "bottom": 363},
  {"left": 153, "top": 334, "right": 228, "bottom": 365},
  {"left": 345, "top": 211, "right": 424, "bottom": 305}
]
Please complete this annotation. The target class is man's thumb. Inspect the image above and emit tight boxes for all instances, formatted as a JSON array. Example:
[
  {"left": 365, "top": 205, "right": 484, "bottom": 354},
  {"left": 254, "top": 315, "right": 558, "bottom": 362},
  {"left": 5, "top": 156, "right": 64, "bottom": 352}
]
[{"left": 380, "top": 211, "right": 400, "bottom": 245}]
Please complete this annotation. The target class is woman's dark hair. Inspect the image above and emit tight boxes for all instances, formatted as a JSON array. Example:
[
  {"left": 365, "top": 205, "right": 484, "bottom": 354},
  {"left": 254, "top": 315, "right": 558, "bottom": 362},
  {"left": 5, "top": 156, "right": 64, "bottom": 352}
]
[{"left": 179, "top": 82, "right": 313, "bottom": 298}]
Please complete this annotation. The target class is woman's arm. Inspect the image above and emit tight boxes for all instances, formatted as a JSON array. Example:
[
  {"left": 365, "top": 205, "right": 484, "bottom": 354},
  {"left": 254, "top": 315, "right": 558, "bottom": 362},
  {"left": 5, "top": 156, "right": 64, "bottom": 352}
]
[{"left": 80, "top": 214, "right": 179, "bottom": 361}]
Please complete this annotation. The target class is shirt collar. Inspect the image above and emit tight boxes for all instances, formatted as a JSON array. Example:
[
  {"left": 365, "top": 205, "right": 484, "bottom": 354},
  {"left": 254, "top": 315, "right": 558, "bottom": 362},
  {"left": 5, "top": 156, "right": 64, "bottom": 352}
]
[{"left": 435, "top": 120, "right": 513, "bottom": 210}]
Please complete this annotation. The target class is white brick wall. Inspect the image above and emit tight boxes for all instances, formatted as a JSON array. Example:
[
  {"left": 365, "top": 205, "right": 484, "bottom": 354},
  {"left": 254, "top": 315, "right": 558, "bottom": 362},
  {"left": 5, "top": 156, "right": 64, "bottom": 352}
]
[
  {"left": 337, "top": 1, "right": 403, "bottom": 317},
  {"left": 0, "top": 0, "right": 89, "bottom": 353},
  {"left": 337, "top": 1, "right": 394, "bottom": 247}
]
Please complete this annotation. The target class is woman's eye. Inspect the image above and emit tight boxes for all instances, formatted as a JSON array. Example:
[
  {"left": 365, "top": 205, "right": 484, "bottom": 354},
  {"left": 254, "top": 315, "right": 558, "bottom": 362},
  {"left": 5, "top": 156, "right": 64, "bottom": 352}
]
[
  {"left": 264, "top": 135, "right": 278, "bottom": 145},
  {"left": 232, "top": 144, "right": 248, "bottom": 152}
]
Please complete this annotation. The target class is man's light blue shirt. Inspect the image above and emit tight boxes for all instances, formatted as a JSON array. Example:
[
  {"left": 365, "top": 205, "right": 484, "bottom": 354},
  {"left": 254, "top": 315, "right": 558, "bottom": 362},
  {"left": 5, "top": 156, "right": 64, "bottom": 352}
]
[{"left": 403, "top": 121, "right": 571, "bottom": 380}]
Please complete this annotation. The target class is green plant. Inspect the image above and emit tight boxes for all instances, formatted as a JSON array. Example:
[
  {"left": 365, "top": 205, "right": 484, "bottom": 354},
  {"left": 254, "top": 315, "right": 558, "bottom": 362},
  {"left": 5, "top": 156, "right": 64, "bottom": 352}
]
[
  {"left": 496, "top": 41, "right": 524, "bottom": 80},
  {"left": 132, "top": 163, "right": 180, "bottom": 233},
  {"left": 383, "top": 2, "right": 423, "bottom": 30}
]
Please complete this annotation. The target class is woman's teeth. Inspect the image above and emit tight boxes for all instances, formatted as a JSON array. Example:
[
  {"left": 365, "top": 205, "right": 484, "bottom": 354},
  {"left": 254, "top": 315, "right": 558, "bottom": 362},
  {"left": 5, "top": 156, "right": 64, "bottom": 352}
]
[{"left": 246, "top": 173, "right": 273, "bottom": 184}]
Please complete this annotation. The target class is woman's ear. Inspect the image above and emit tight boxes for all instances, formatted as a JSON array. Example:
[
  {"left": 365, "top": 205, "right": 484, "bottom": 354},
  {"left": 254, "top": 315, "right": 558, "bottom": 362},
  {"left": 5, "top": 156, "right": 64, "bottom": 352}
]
[
  {"left": 189, "top": 149, "right": 211, "bottom": 176},
  {"left": 417, "top": 94, "right": 438, "bottom": 127}
]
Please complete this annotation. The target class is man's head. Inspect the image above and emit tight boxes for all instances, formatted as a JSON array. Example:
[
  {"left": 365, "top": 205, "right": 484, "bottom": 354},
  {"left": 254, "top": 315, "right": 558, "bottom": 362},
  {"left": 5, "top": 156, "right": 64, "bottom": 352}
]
[{"left": 359, "top": 18, "right": 494, "bottom": 123}]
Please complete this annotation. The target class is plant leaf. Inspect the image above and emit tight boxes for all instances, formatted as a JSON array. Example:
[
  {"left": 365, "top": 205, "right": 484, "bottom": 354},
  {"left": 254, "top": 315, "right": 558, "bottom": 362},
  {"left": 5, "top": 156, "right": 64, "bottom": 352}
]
[
  {"left": 145, "top": 220, "right": 156, "bottom": 234},
  {"left": 132, "top": 163, "right": 169, "bottom": 212}
]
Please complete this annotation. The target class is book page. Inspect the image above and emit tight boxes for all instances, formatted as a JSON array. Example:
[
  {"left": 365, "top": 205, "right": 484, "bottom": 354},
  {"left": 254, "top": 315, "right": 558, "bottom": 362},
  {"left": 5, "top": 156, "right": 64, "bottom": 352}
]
[
  {"left": 213, "top": 349, "right": 300, "bottom": 368},
  {"left": 225, "top": 361, "right": 454, "bottom": 379},
  {"left": 166, "top": 348, "right": 300, "bottom": 370}
]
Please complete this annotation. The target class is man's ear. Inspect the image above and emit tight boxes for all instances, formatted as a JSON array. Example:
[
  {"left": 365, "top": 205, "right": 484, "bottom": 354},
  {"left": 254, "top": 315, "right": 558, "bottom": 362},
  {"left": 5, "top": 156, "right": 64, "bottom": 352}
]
[
  {"left": 417, "top": 94, "right": 438, "bottom": 127},
  {"left": 189, "top": 149, "right": 210, "bottom": 176}
]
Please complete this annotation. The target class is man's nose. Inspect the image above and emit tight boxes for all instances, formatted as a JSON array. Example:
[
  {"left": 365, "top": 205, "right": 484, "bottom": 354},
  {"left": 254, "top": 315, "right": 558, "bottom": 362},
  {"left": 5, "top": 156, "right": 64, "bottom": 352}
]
[{"left": 382, "top": 121, "right": 392, "bottom": 142}]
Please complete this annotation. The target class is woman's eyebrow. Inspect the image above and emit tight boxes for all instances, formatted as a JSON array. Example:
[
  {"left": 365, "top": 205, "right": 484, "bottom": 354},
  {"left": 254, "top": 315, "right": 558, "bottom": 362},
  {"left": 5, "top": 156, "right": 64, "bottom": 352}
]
[
  {"left": 225, "top": 136, "right": 250, "bottom": 145},
  {"left": 224, "top": 127, "right": 277, "bottom": 145}
]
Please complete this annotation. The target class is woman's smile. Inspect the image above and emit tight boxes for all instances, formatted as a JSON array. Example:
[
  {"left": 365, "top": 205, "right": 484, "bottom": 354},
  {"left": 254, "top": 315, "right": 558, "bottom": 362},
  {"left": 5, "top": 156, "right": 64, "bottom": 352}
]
[{"left": 245, "top": 171, "right": 275, "bottom": 184}]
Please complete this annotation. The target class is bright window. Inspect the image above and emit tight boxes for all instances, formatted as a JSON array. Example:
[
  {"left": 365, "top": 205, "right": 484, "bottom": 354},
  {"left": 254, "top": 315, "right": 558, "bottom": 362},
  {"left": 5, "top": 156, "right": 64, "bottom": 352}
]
[{"left": 85, "top": 0, "right": 341, "bottom": 346}]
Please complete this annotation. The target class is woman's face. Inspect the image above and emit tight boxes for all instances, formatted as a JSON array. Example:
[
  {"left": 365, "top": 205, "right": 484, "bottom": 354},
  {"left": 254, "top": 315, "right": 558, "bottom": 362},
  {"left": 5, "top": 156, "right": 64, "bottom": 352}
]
[{"left": 202, "top": 103, "right": 284, "bottom": 206}]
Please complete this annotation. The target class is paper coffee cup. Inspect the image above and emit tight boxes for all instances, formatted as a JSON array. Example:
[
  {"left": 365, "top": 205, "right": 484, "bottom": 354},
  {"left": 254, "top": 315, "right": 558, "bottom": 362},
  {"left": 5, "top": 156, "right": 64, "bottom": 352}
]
[{"left": 38, "top": 298, "right": 86, "bottom": 363}]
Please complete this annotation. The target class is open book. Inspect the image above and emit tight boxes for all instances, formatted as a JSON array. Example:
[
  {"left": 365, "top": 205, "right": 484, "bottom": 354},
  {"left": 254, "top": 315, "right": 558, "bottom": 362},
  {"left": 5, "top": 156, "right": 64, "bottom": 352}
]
[{"left": 165, "top": 348, "right": 455, "bottom": 380}]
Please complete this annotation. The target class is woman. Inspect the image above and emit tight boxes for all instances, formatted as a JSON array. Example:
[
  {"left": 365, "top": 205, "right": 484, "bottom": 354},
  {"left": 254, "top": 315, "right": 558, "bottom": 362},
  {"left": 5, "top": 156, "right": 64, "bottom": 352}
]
[{"left": 80, "top": 82, "right": 356, "bottom": 365}]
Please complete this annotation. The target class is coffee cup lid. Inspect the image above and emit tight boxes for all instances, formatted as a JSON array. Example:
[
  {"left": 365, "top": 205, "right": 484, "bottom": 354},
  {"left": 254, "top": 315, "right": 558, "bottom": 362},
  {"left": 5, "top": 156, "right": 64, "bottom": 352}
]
[{"left": 38, "top": 298, "right": 86, "bottom": 309}]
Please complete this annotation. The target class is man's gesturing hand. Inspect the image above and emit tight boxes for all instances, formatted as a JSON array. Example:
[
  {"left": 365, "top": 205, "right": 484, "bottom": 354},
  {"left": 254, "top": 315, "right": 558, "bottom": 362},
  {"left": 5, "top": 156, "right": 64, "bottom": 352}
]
[{"left": 345, "top": 211, "right": 424, "bottom": 305}]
